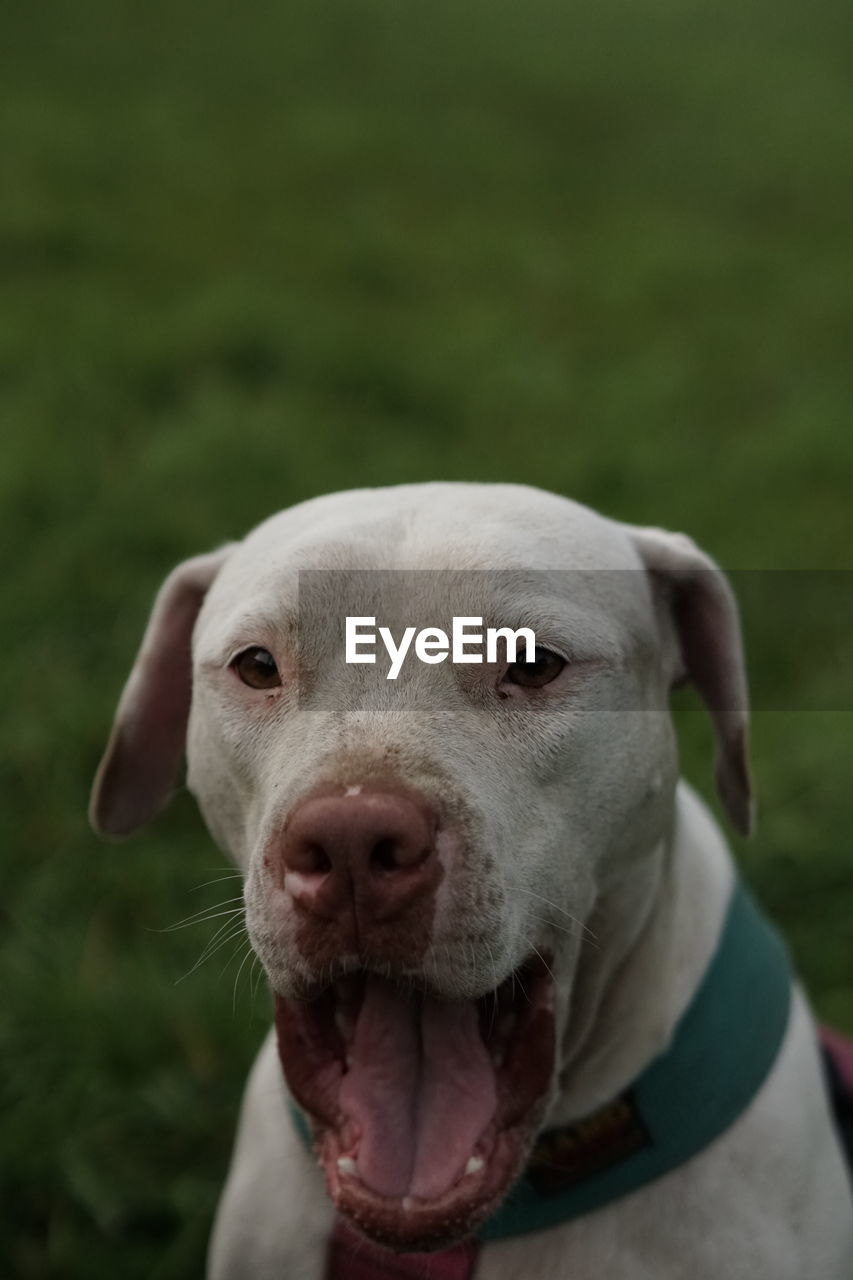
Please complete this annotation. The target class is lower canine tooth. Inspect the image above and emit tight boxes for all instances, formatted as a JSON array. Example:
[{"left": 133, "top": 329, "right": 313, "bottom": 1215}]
[
  {"left": 465, "top": 1156, "right": 484, "bottom": 1175},
  {"left": 337, "top": 1157, "right": 357, "bottom": 1176}
]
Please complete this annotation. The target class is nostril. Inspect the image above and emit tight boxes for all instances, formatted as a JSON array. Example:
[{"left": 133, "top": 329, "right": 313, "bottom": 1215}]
[
  {"left": 371, "top": 837, "right": 400, "bottom": 872},
  {"left": 369, "top": 834, "right": 431, "bottom": 873},
  {"left": 289, "top": 841, "right": 332, "bottom": 876},
  {"left": 307, "top": 843, "right": 332, "bottom": 874}
]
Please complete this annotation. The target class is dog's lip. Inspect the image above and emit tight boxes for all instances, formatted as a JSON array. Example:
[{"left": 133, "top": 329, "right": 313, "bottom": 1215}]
[
  {"left": 274, "top": 954, "right": 556, "bottom": 1250},
  {"left": 321, "top": 1123, "right": 532, "bottom": 1252}
]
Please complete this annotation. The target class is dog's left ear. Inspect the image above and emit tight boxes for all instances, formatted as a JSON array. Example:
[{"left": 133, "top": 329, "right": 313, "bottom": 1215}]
[
  {"left": 89, "top": 545, "right": 234, "bottom": 839},
  {"left": 627, "top": 525, "right": 753, "bottom": 837}
]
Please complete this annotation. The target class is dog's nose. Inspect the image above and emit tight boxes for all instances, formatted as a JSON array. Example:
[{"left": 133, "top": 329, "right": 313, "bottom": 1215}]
[{"left": 279, "top": 789, "right": 440, "bottom": 929}]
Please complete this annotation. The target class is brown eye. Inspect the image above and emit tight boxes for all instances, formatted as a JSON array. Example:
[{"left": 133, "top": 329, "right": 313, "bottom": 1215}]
[
  {"left": 232, "top": 647, "right": 281, "bottom": 689},
  {"left": 506, "top": 647, "right": 566, "bottom": 689}
]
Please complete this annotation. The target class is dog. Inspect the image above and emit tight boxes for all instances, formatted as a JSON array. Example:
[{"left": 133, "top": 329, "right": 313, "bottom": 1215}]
[{"left": 89, "top": 483, "right": 853, "bottom": 1278}]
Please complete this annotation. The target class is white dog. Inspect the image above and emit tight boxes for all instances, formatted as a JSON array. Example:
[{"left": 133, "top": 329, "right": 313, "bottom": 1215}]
[{"left": 90, "top": 484, "right": 853, "bottom": 1278}]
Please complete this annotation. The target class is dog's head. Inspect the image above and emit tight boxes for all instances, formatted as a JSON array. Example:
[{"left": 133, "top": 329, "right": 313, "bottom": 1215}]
[{"left": 90, "top": 483, "right": 750, "bottom": 1250}]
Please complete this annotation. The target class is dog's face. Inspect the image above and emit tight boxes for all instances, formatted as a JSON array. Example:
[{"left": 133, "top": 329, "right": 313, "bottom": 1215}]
[{"left": 90, "top": 483, "right": 750, "bottom": 1250}]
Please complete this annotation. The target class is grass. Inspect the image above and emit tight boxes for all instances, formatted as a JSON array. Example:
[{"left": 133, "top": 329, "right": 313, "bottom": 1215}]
[{"left": 1, "top": 0, "right": 852, "bottom": 1274}]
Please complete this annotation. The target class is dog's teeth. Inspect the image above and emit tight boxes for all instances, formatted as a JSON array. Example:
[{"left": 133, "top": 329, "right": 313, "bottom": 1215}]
[
  {"left": 337, "top": 1157, "right": 357, "bottom": 1176},
  {"left": 402, "top": 1196, "right": 413, "bottom": 1211},
  {"left": 465, "top": 1156, "right": 484, "bottom": 1175}
]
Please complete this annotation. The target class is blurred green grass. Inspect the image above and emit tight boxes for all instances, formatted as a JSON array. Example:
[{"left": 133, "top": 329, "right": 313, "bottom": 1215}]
[{"left": 1, "top": 0, "right": 852, "bottom": 1274}]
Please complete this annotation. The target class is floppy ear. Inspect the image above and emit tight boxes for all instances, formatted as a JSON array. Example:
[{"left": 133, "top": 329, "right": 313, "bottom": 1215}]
[
  {"left": 627, "top": 526, "right": 753, "bottom": 837},
  {"left": 89, "top": 545, "right": 233, "bottom": 839}
]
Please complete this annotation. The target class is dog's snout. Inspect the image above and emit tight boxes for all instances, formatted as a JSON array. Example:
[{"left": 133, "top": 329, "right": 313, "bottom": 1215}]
[{"left": 279, "top": 789, "right": 440, "bottom": 929}]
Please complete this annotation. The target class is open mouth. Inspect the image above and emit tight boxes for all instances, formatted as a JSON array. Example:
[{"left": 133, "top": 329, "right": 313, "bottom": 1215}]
[{"left": 274, "top": 956, "right": 556, "bottom": 1251}]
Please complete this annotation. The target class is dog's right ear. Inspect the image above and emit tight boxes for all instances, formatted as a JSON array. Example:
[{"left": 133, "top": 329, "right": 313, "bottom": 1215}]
[
  {"left": 626, "top": 525, "right": 753, "bottom": 838},
  {"left": 89, "top": 545, "right": 234, "bottom": 839}
]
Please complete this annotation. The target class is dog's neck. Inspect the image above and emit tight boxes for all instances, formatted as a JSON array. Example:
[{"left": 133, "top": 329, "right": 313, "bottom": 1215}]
[{"left": 548, "top": 781, "right": 735, "bottom": 1128}]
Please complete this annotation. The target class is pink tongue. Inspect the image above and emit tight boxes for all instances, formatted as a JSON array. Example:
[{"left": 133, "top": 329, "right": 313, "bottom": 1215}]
[{"left": 337, "top": 977, "right": 497, "bottom": 1200}]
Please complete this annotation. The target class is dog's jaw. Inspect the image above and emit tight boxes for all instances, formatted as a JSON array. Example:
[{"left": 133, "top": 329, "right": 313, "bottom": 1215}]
[{"left": 274, "top": 957, "right": 556, "bottom": 1251}]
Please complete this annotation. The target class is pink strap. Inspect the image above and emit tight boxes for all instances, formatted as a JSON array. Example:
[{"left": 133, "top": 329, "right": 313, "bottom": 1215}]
[
  {"left": 820, "top": 1024, "right": 853, "bottom": 1093},
  {"left": 326, "top": 1220, "right": 480, "bottom": 1280}
]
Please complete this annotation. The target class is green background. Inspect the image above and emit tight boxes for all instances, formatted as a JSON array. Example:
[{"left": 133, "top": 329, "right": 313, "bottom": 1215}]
[{"left": 2, "top": 0, "right": 851, "bottom": 1275}]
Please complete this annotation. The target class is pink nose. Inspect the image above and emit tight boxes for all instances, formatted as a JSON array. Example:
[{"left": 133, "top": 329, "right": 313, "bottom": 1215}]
[{"left": 279, "top": 789, "right": 441, "bottom": 931}]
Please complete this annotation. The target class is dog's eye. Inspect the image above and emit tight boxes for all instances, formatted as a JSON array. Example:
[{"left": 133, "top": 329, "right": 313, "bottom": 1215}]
[
  {"left": 232, "top": 647, "right": 281, "bottom": 689},
  {"left": 505, "top": 647, "right": 565, "bottom": 689}
]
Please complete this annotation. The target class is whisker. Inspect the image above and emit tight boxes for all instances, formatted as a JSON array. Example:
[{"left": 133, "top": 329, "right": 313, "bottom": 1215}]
[
  {"left": 218, "top": 934, "right": 251, "bottom": 984},
  {"left": 190, "top": 872, "right": 245, "bottom": 893},
  {"left": 232, "top": 942, "right": 256, "bottom": 1014},
  {"left": 154, "top": 897, "right": 245, "bottom": 932},
  {"left": 482, "top": 938, "right": 500, "bottom": 1034},
  {"left": 527, "top": 941, "right": 556, "bottom": 985},
  {"left": 157, "top": 906, "right": 244, "bottom": 934},
  {"left": 525, "top": 910, "right": 600, "bottom": 950},
  {"left": 190, "top": 912, "right": 248, "bottom": 968},
  {"left": 515, "top": 887, "right": 598, "bottom": 943},
  {"left": 251, "top": 954, "right": 265, "bottom": 1007},
  {"left": 174, "top": 920, "right": 248, "bottom": 985}
]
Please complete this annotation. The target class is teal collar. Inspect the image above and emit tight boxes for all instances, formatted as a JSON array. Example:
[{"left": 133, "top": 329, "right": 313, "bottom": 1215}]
[
  {"left": 482, "top": 880, "right": 791, "bottom": 1237},
  {"left": 289, "top": 880, "right": 792, "bottom": 1241}
]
